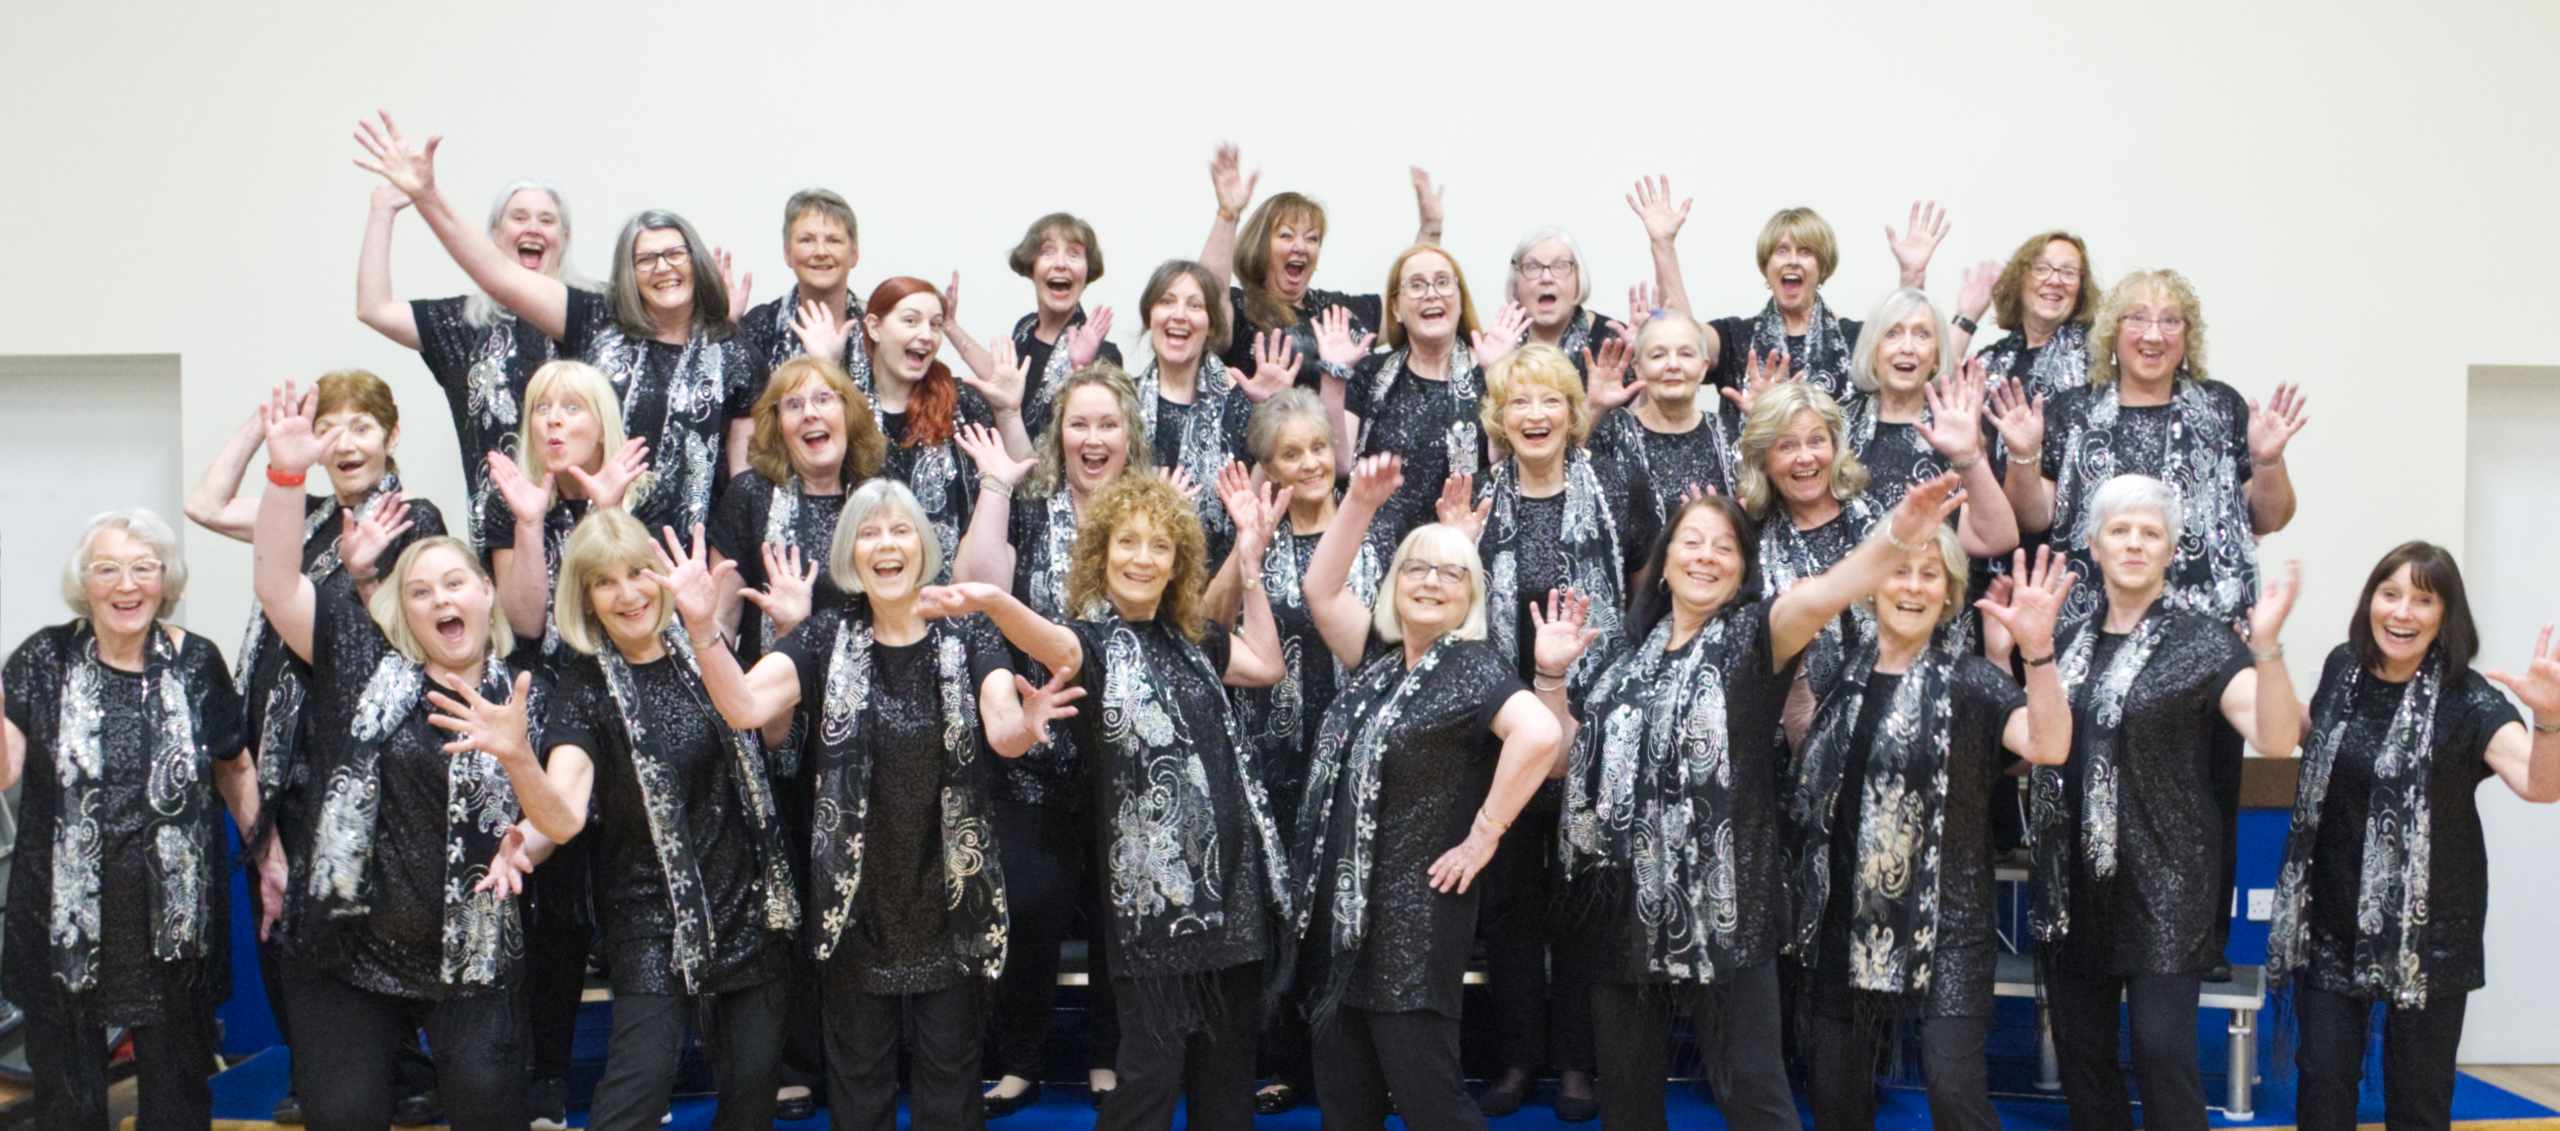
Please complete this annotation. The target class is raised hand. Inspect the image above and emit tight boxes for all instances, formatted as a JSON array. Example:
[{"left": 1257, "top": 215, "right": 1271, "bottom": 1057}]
[
  {"left": 952, "top": 422, "right": 1035, "bottom": 492},
  {"left": 2485, "top": 624, "right": 2560, "bottom": 722},
  {"left": 425, "top": 670, "right": 537, "bottom": 767},
  {"left": 338, "top": 490, "right": 415, "bottom": 581},
  {"left": 1066, "top": 306, "right": 1114, "bottom": 370},
  {"left": 915, "top": 581, "right": 1003, "bottom": 621},
  {"left": 1531, "top": 587, "right": 1603, "bottom": 678},
  {"left": 1434, "top": 471, "right": 1489, "bottom": 542},
  {"left": 791, "top": 299, "right": 856, "bottom": 362},
  {"left": 261, "top": 382, "right": 341, "bottom": 474},
  {"left": 643, "top": 523, "right": 737, "bottom": 635},
  {"left": 1240, "top": 329, "right": 1301, "bottom": 402},
  {"left": 1585, "top": 337, "right": 1638, "bottom": 414},
  {"left": 1228, "top": 478, "right": 1285, "bottom": 570},
  {"left": 1977, "top": 575, "right": 2019, "bottom": 659},
  {"left": 560, "top": 437, "right": 651, "bottom": 510},
  {"left": 485, "top": 451, "right": 555, "bottom": 524},
  {"left": 369, "top": 182, "right": 412, "bottom": 216},
  {"left": 1886, "top": 200, "right": 1951, "bottom": 283},
  {"left": 1410, "top": 166, "right": 1447, "bottom": 238},
  {"left": 1625, "top": 282, "right": 1660, "bottom": 335},
  {"left": 2247, "top": 383, "right": 2310, "bottom": 466},
  {"left": 1157, "top": 466, "right": 1202, "bottom": 503},
  {"left": 715, "top": 246, "right": 752, "bottom": 321},
  {"left": 350, "top": 110, "right": 440, "bottom": 200},
  {"left": 1976, "top": 546, "right": 2075, "bottom": 660},
  {"left": 941, "top": 272, "right": 963, "bottom": 334},
  {"left": 1918, "top": 358, "right": 1989, "bottom": 463},
  {"left": 2248, "top": 558, "right": 2303, "bottom": 647},
  {"left": 739, "top": 541, "right": 819, "bottom": 637},
  {"left": 473, "top": 826, "right": 536, "bottom": 897},
  {"left": 1346, "top": 453, "right": 1404, "bottom": 511},
  {"left": 1472, "top": 301, "right": 1530, "bottom": 368},
  {"left": 964, "top": 337, "right": 1031, "bottom": 416},
  {"left": 1209, "top": 143, "right": 1259, "bottom": 218},
  {"left": 1214, "top": 459, "right": 1257, "bottom": 516},
  {"left": 1013, "top": 669, "right": 1088, "bottom": 747},
  {"left": 1719, "top": 349, "right": 1798, "bottom": 416},
  {"left": 1626, "top": 175, "right": 1692, "bottom": 244},
  {"left": 1957, "top": 259, "right": 1998, "bottom": 323},
  {"left": 1886, "top": 472, "right": 1966, "bottom": 548},
  {"left": 1313, "top": 305, "right": 1375, "bottom": 370},
  {"left": 1986, "top": 379, "right": 2046, "bottom": 459}
]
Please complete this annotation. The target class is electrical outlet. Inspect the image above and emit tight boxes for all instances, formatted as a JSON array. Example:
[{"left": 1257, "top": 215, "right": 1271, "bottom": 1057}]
[{"left": 2246, "top": 888, "right": 2275, "bottom": 922}]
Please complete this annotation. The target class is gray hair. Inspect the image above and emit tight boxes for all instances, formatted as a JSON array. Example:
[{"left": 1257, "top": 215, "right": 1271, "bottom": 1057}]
[
  {"left": 2083, "top": 473, "right": 2184, "bottom": 546},
  {"left": 1374, "top": 523, "right": 1491, "bottom": 644},
  {"left": 1245, "top": 388, "right": 1332, "bottom": 466},
  {"left": 828, "top": 479, "right": 942, "bottom": 594},
  {"left": 464, "top": 180, "right": 598, "bottom": 328},
  {"left": 62, "top": 509, "right": 187, "bottom": 618},
  {"left": 1508, "top": 227, "right": 1591, "bottom": 306},
  {"left": 1848, "top": 287, "right": 1957, "bottom": 395},
  {"left": 608, "top": 209, "right": 733, "bottom": 340}
]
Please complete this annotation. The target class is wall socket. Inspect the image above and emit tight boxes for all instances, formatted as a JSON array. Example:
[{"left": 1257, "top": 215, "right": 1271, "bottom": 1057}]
[{"left": 2246, "top": 888, "right": 2275, "bottom": 922}]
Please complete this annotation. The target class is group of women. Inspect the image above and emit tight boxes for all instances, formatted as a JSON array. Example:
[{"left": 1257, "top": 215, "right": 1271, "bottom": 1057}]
[{"left": 2, "top": 114, "right": 2556, "bottom": 1131}]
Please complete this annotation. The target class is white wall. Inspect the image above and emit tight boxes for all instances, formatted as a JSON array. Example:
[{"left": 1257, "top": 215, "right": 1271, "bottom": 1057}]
[
  {"left": 1, "top": 0, "right": 2556, "bottom": 1048},
  {"left": 0, "top": 357, "right": 186, "bottom": 650}
]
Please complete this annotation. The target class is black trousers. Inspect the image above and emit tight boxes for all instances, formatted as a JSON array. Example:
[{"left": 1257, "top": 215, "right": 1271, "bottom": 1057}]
[
  {"left": 1312, "top": 1007, "right": 1482, "bottom": 1131},
  {"left": 24, "top": 991, "right": 215, "bottom": 1131},
  {"left": 1476, "top": 813, "right": 1593, "bottom": 1073},
  {"left": 985, "top": 797, "right": 1118, "bottom": 1079},
  {"left": 1803, "top": 1011, "right": 1997, "bottom": 1131},
  {"left": 584, "top": 977, "right": 790, "bottom": 1131},
  {"left": 1587, "top": 963, "right": 1797, "bottom": 1131},
  {"left": 2295, "top": 983, "right": 2469, "bottom": 1131},
  {"left": 824, "top": 978, "right": 984, "bottom": 1131},
  {"left": 2045, "top": 965, "right": 2208, "bottom": 1131},
  {"left": 1260, "top": 986, "right": 1314, "bottom": 1089},
  {"left": 280, "top": 967, "right": 526, "bottom": 1131},
  {"left": 521, "top": 904, "right": 591, "bottom": 1081},
  {"left": 1097, "top": 962, "right": 1260, "bottom": 1131}
]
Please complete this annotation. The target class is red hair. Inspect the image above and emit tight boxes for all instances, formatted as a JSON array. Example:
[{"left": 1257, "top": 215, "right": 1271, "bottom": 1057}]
[{"left": 863, "top": 276, "right": 958, "bottom": 448}]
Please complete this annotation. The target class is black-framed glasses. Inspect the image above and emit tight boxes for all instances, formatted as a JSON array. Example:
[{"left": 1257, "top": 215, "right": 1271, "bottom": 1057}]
[
  {"left": 1398, "top": 560, "right": 1469, "bottom": 585},
  {"left": 632, "top": 246, "right": 692, "bottom": 273},
  {"left": 1515, "top": 257, "right": 1578, "bottom": 280}
]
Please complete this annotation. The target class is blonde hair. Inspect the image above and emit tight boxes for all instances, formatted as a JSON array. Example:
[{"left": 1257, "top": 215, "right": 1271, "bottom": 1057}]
[
  {"left": 1065, "top": 475, "right": 1208, "bottom": 640},
  {"left": 1754, "top": 207, "right": 1839, "bottom": 286},
  {"left": 62, "top": 509, "right": 187, "bottom": 618},
  {"left": 1480, "top": 343, "right": 1593, "bottom": 448},
  {"left": 1024, "top": 363, "right": 1151, "bottom": 499},
  {"left": 552, "top": 509, "right": 672, "bottom": 657},
  {"left": 1735, "top": 383, "right": 1870, "bottom": 519},
  {"left": 1380, "top": 245, "right": 1483, "bottom": 351},
  {"left": 1866, "top": 523, "right": 1970, "bottom": 626},
  {"left": 1246, "top": 388, "right": 1332, "bottom": 466},
  {"left": 827, "top": 479, "right": 942, "bottom": 594},
  {"left": 1375, "top": 523, "right": 1491, "bottom": 644},
  {"left": 367, "top": 535, "right": 516, "bottom": 664},
  {"left": 2087, "top": 269, "right": 2209, "bottom": 387},
  {"left": 517, "top": 360, "right": 652, "bottom": 504},
  {"left": 746, "top": 356, "right": 887, "bottom": 487}
]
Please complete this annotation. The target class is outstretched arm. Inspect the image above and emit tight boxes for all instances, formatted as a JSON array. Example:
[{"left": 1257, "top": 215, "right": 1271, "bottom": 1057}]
[
  {"left": 1769, "top": 473, "right": 1967, "bottom": 667},
  {"left": 1627, "top": 175, "right": 1699, "bottom": 319},
  {"left": 252, "top": 383, "right": 340, "bottom": 664},
  {"left": 356, "top": 184, "right": 423, "bottom": 349},
  {"left": 920, "top": 582, "right": 1082, "bottom": 679},
  {"left": 353, "top": 111, "right": 570, "bottom": 340},
  {"left": 1200, "top": 143, "right": 1256, "bottom": 287},
  {"left": 184, "top": 408, "right": 269, "bottom": 542},
  {"left": 2217, "top": 561, "right": 2306, "bottom": 756},
  {"left": 1306, "top": 454, "right": 1398, "bottom": 669},
  {"left": 2484, "top": 623, "right": 2560, "bottom": 803},
  {"left": 1979, "top": 547, "right": 2076, "bottom": 766},
  {"left": 2245, "top": 384, "right": 2307, "bottom": 535}
]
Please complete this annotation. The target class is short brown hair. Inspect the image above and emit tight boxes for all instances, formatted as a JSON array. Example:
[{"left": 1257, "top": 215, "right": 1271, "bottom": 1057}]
[
  {"left": 314, "top": 368, "right": 403, "bottom": 470},
  {"left": 782, "top": 188, "right": 857, "bottom": 247},
  {"left": 1066, "top": 474, "right": 1209, "bottom": 641},
  {"left": 1991, "top": 230, "right": 2097, "bottom": 331},
  {"left": 747, "top": 356, "right": 888, "bottom": 487},
  {"left": 1137, "top": 259, "right": 1230, "bottom": 353},
  {"left": 1007, "top": 212, "right": 1104, "bottom": 284},
  {"left": 2347, "top": 541, "right": 2480, "bottom": 674},
  {"left": 1754, "top": 207, "right": 1838, "bottom": 285}
]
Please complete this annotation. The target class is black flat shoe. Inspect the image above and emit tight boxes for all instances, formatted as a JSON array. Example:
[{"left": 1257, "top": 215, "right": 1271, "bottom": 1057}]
[
  {"left": 984, "top": 1081, "right": 1042, "bottom": 1118},
  {"left": 1554, "top": 1091, "right": 1600, "bottom": 1122},
  {"left": 271, "top": 1092, "right": 306, "bottom": 1125},
  {"left": 391, "top": 1089, "right": 441, "bottom": 1127},
  {"left": 1255, "top": 1084, "right": 1302, "bottom": 1114},
  {"left": 1477, "top": 1074, "right": 1528, "bottom": 1117},
  {"left": 776, "top": 1093, "right": 819, "bottom": 1121}
]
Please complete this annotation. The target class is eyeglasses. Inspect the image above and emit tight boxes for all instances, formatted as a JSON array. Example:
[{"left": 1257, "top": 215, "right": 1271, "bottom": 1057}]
[
  {"left": 85, "top": 558, "right": 165, "bottom": 586},
  {"left": 1515, "top": 257, "right": 1578, "bottom": 280},
  {"left": 1398, "top": 560, "right": 1469, "bottom": 585},
  {"left": 781, "top": 390, "right": 842, "bottom": 415},
  {"left": 2029, "top": 261, "right": 2083, "bottom": 283},
  {"left": 1400, "top": 274, "right": 1459, "bottom": 299},
  {"left": 632, "top": 246, "right": 692, "bottom": 273},
  {"left": 2121, "top": 313, "right": 2187, "bottom": 336}
]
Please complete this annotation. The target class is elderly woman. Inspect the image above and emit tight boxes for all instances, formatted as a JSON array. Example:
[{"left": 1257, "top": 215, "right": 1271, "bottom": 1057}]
[
  {"left": 2269, "top": 543, "right": 2560, "bottom": 1131},
  {"left": 250, "top": 382, "right": 533, "bottom": 1131},
  {"left": 1790, "top": 541, "right": 2075, "bottom": 1131},
  {"left": 923, "top": 473, "right": 1291, "bottom": 1131},
  {"left": 1201, "top": 144, "right": 1441, "bottom": 373},
  {"left": 1842, "top": 289, "right": 2016, "bottom": 532},
  {"left": 1993, "top": 269, "right": 2307, "bottom": 626},
  {"left": 1585, "top": 311, "right": 1740, "bottom": 515},
  {"left": 2018, "top": 474, "right": 2303, "bottom": 1131},
  {"left": 356, "top": 177, "right": 592, "bottom": 540},
  {"left": 1317, "top": 244, "right": 1527, "bottom": 550},
  {"left": 446, "top": 509, "right": 799, "bottom": 1131},
  {"left": 671, "top": 481, "right": 1017, "bottom": 1130},
  {"left": 1550, "top": 473, "right": 1969, "bottom": 1131},
  {"left": 739, "top": 188, "right": 861, "bottom": 374},
  {"left": 944, "top": 212, "right": 1126, "bottom": 436},
  {"left": 355, "top": 113, "right": 765, "bottom": 532},
  {"left": 1948, "top": 229, "right": 2099, "bottom": 405},
  {"left": 1506, "top": 228, "right": 1623, "bottom": 361},
  {"left": 1289, "top": 452, "right": 1567, "bottom": 1131},
  {"left": 707, "top": 354, "right": 889, "bottom": 664},
  {"left": 482, "top": 359, "right": 655, "bottom": 658},
  {"left": 1, "top": 511, "right": 265, "bottom": 1130}
]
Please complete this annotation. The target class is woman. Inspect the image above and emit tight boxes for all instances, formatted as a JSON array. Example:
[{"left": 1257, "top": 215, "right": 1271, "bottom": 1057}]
[
  {"left": 1951, "top": 229, "right": 2098, "bottom": 404},
  {"left": 1506, "top": 228, "right": 1624, "bottom": 361},
  {"left": 483, "top": 359, "right": 655, "bottom": 658},
  {"left": 181, "top": 369, "right": 445, "bottom": 1121},
  {"left": 708, "top": 354, "right": 890, "bottom": 664},
  {"left": 2269, "top": 543, "right": 2560, "bottom": 1131},
  {"left": 950, "top": 363, "right": 1152, "bottom": 1112},
  {"left": 1553, "top": 473, "right": 1968, "bottom": 1131},
  {"left": 2, "top": 511, "right": 266, "bottom": 1129},
  {"left": 1203, "top": 144, "right": 1441, "bottom": 373},
  {"left": 1317, "top": 243, "right": 1526, "bottom": 549},
  {"left": 1843, "top": 289, "right": 2016, "bottom": 533},
  {"left": 2024, "top": 474, "right": 2304, "bottom": 1131},
  {"left": 356, "top": 178, "right": 591, "bottom": 541},
  {"left": 1585, "top": 310, "right": 1739, "bottom": 515},
  {"left": 924, "top": 472, "right": 1291, "bottom": 1131},
  {"left": 1126, "top": 257, "right": 1290, "bottom": 571},
  {"left": 1789, "top": 540, "right": 2075, "bottom": 1131},
  {"left": 1993, "top": 268, "right": 2307, "bottom": 626},
  {"left": 946, "top": 211, "right": 1125, "bottom": 435},
  {"left": 740, "top": 188, "right": 861, "bottom": 375},
  {"left": 249, "top": 382, "right": 531, "bottom": 1131},
  {"left": 1291, "top": 452, "right": 1568, "bottom": 1131},
  {"left": 450, "top": 509, "right": 799, "bottom": 1131},
  {"left": 355, "top": 112, "right": 765, "bottom": 532}
]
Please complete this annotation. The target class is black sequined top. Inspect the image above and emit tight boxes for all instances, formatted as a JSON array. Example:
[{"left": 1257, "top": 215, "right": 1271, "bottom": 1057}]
[
  {"left": 1222, "top": 285, "right": 1383, "bottom": 379},
  {"left": 706, "top": 471, "right": 848, "bottom": 663},
  {"left": 412, "top": 296, "right": 561, "bottom": 539},
  {"left": 560, "top": 288, "right": 767, "bottom": 529},
  {"left": 1591, "top": 409, "right": 1737, "bottom": 518},
  {"left": 1347, "top": 352, "right": 1486, "bottom": 550}
]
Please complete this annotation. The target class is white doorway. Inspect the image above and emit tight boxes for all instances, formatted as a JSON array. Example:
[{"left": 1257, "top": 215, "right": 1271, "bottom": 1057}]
[{"left": 0, "top": 355, "right": 187, "bottom": 655}]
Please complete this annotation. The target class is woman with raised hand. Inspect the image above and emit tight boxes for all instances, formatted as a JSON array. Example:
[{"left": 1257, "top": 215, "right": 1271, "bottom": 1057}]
[
  {"left": 1790, "top": 542, "right": 2075, "bottom": 1131},
  {"left": 357, "top": 177, "right": 594, "bottom": 539},
  {"left": 1992, "top": 269, "right": 2306, "bottom": 627},
  {"left": 943, "top": 212, "right": 1125, "bottom": 437},
  {"left": 952, "top": 362, "right": 1152, "bottom": 1113},
  {"left": 1127, "top": 257, "right": 1298, "bottom": 572},
  {"left": 354, "top": 111, "right": 764, "bottom": 532},
  {"left": 707, "top": 354, "right": 889, "bottom": 664},
  {"left": 1842, "top": 289, "right": 2015, "bottom": 535},
  {"left": 923, "top": 472, "right": 1292, "bottom": 1131},
  {"left": 447, "top": 509, "right": 799, "bottom": 1131},
  {"left": 482, "top": 359, "right": 655, "bottom": 659},
  {"left": 1584, "top": 309, "right": 1738, "bottom": 515},
  {"left": 249, "top": 380, "right": 532, "bottom": 1131},
  {"left": 2269, "top": 543, "right": 2560, "bottom": 1131},
  {"left": 1557, "top": 474, "right": 1968, "bottom": 1131},
  {"left": 1505, "top": 227, "right": 1624, "bottom": 364},
  {"left": 1319, "top": 244, "right": 1526, "bottom": 550},
  {"left": 2021, "top": 474, "right": 2303, "bottom": 1131},
  {"left": 2, "top": 510, "right": 266, "bottom": 1130},
  {"left": 1949, "top": 230, "right": 2099, "bottom": 405},
  {"left": 1288, "top": 450, "right": 1568, "bottom": 1131},
  {"left": 738, "top": 188, "right": 861, "bottom": 375},
  {"left": 1203, "top": 143, "right": 1443, "bottom": 373}
]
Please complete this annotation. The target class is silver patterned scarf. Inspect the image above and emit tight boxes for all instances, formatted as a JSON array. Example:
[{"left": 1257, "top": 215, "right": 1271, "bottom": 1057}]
[
  {"left": 590, "top": 323, "right": 726, "bottom": 530},
  {"left": 1358, "top": 339, "right": 1483, "bottom": 483},
  {"left": 462, "top": 314, "right": 533, "bottom": 533},
  {"left": 1479, "top": 453, "right": 1627, "bottom": 700},
  {"left": 1980, "top": 321, "right": 2091, "bottom": 406},
  {"left": 1017, "top": 307, "right": 1094, "bottom": 432},
  {"left": 1248, "top": 518, "right": 1381, "bottom": 755},
  {"left": 236, "top": 475, "right": 404, "bottom": 817},
  {"left": 50, "top": 623, "right": 209, "bottom": 991},
  {"left": 2269, "top": 652, "right": 2445, "bottom": 1008},
  {"left": 1788, "top": 639, "right": 1956, "bottom": 996},
  {"left": 595, "top": 629, "right": 801, "bottom": 995},
  {"left": 2027, "top": 602, "right": 2169, "bottom": 943},
  {"left": 1750, "top": 295, "right": 1854, "bottom": 402},
  {"left": 864, "top": 394, "right": 967, "bottom": 580},
  {"left": 2050, "top": 375, "right": 2257, "bottom": 625},
  {"left": 1134, "top": 351, "right": 1242, "bottom": 550}
]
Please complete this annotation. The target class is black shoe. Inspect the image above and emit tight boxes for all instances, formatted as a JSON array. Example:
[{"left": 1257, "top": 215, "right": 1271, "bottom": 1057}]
[
  {"left": 391, "top": 1088, "right": 441, "bottom": 1126},
  {"left": 1255, "top": 1083, "right": 1303, "bottom": 1114},
  {"left": 776, "top": 1091, "right": 818, "bottom": 1122},
  {"left": 984, "top": 1080, "right": 1042, "bottom": 1118},
  {"left": 1477, "top": 1068, "right": 1530, "bottom": 1117},
  {"left": 528, "top": 1075, "right": 569, "bottom": 1131},
  {"left": 1555, "top": 1092, "right": 1600, "bottom": 1122},
  {"left": 1090, "top": 1086, "right": 1117, "bottom": 1110},
  {"left": 270, "top": 1092, "right": 306, "bottom": 1125}
]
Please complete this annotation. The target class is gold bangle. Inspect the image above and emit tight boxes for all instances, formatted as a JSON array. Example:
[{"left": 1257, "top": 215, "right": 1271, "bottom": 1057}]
[{"left": 1474, "top": 807, "right": 1510, "bottom": 835}]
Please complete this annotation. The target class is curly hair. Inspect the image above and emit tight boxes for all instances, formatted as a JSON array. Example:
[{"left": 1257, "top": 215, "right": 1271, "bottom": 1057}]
[
  {"left": 2087, "top": 268, "right": 2209, "bottom": 387},
  {"left": 1734, "top": 382, "right": 1870, "bottom": 519},
  {"left": 1990, "top": 230, "right": 2097, "bottom": 332},
  {"left": 1023, "top": 363, "right": 1151, "bottom": 499},
  {"left": 1480, "top": 343, "right": 1593, "bottom": 449},
  {"left": 1065, "top": 473, "right": 1209, "bottom": 641},
  {"left": 746, "top": 356, "right": 888, "bottom": 487}
]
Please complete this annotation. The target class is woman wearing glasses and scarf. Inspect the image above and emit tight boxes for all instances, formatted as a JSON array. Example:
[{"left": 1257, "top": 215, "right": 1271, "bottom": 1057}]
[
  {"left": 1947, "top": 230, "right": 2100, "bottom": 408},
  {"left": 3, "top": 510, "right": 265, "bottom": 1130},
  {"left": 2269, "top": 542, "right": 2560, "bottom": 1131}
]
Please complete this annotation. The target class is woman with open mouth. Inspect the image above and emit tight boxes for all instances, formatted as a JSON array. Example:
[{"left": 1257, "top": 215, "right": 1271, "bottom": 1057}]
[
  {"left": 1288, "top": 451, "right": 1569, "bottom": 1131},
  {"left": 925, "top": 472, "right": 1292, "bottom": 1131},
  {"left": 1946, "top": 229, "right": 2100, "bottom": 409},
  {"left": 951, "top": 363, "right": 1152, "bottom": 1114},
  {"left": 1127, "top": 257, "right": 1295, "bottom": 572},
  {"left": 356, "top": 111, "right": 765, "bottom": 535},
  {"left": 482, "top": 360, "right": 657, "bottom": 660},
  {"left": 945, "top": 211, "right": 1125, "bottom": 437},
  {"left": 1320, "top": 244, "right": 1526, "bottom": 552},
  {"left": 1790, "top": 538, "right": 2075, "bottom": 1131},
  {"left": 1991, "top": 268, "right": 2307, "bottom": 627},
  {"left": 1202, "top": 143, "right": 1441, "bottom": 375},
  {"left": 440, "top": 509, "right": 799, "bottom": 1131},
  {"left": 2023, "top": 473, "right": 2303, "bottom": 1131},
  {"left": 3, "top": 510, "right": 266, "bottom": 1130},
  {"left": 708, "top": 354, "right": 889, "bottom": 665},
  {"left": 740, "top": 188, "right": 862, "bottom": 380},
  {"left": 248, "top": 380, "right": 534, "bottom": 1131},
  {"left": 1504, "top": 228, "right": 1625, "bottom": 365},
  {"left": 2269, "top": 542, "right": 2560, "bottom": 1131},
  {"left": 182, "top": 368, "right": 446, "bottom": 1120},
  {"left": 358, "top": 176, "right": 595, "bottom": 548},
  {"left": 1585, "top": 310, "right": 1743, "bottom": 513}
]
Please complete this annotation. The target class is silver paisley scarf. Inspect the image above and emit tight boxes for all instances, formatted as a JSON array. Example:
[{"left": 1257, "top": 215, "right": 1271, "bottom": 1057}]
[
  {"left": 1479, "top": 453, "right": 1627, "bottom": 699},
  {"left": 50, "top": 623, "right": 208, "bottom": 991},
  {"left": 2027, "top": 603, "right": 2169, "bottom": 943},
  {"left": 1749, "top": 295, "right": 1854, "bottom": 402},
  {"left": 1134, "top": 351, "right": 1243, "bottom": 550},
  {"left": 1788, "top": 640, "right": 1957, "bottom": 997},
  {"left": 2050, "top": 376, "right": 2257, "bottom": 626},
  {"left": 590, "top": 323, "right": 727, "bottom": 530},
  {"left": 1358, "top": 340, "right": 1483, "bottom": 483}
]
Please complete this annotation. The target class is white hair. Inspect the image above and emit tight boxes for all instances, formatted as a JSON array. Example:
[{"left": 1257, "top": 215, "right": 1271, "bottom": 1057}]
[
  {"left": 1508, "top": 227, "right": 1592, "bottom": 306},
  {"left": 1849, "top": 287, "right": 1958, "bottom": 394},
  {"left": 1375, "top": 523, "right": 1491, "bottom": 644},
  {"left": 62, "top": 508, "right": 188, "bottom": 618},
  {"left": 829, "top": 479, "right": 940, "bottom": 594},
  {"left": 2083, "top": 473, "right": 2184, "bottom": 545}
]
